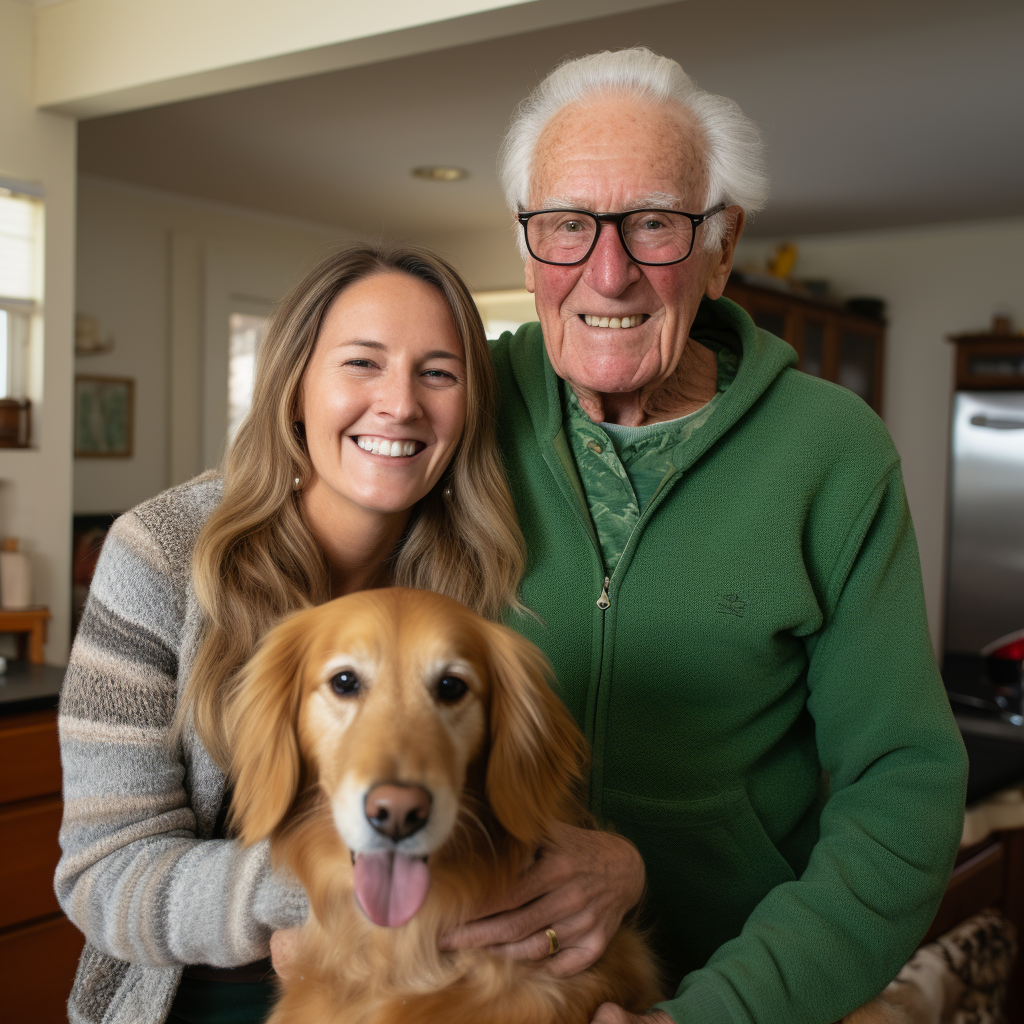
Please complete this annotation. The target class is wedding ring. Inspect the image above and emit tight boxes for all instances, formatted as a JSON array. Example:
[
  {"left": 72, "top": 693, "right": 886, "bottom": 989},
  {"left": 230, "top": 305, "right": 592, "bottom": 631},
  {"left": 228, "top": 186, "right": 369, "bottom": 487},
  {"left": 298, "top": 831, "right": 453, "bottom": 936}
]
[{"left": 545, "top": 927, "right": 559, "bottom": 957}]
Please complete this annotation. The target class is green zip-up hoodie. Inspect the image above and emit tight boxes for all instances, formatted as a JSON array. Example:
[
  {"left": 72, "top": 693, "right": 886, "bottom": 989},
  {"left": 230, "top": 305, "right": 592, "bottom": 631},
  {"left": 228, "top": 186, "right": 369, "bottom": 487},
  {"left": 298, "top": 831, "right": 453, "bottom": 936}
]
[{"left": 492, "top": 297, "right": 968, "bottom": 1024}]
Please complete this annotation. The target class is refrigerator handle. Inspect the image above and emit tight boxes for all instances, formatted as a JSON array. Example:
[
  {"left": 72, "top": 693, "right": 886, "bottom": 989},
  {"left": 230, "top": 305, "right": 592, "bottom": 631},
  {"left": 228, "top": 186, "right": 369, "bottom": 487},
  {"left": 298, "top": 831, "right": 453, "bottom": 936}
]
[{"left": 969, "top": 415, "right": 1024, "bottom": 430}]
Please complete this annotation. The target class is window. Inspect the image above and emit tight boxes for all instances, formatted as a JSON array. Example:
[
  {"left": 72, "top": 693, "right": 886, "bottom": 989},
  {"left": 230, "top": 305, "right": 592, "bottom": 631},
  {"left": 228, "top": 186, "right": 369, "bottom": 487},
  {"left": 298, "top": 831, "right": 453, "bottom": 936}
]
[
  {"left": 227, "top": 311, "right": 270, "bottom": 444},
  {"left": 472, "top": 289, "right": 538, "bottom": 341},
  {"left": 0, "top": 183, "right": 43, "bottom": 406}
]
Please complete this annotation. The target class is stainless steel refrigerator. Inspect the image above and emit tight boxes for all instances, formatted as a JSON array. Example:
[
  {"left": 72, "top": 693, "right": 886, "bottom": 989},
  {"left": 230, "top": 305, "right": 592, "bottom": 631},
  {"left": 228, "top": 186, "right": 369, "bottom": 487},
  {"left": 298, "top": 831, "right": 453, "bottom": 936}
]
[{"left": 945, "top": 390, "right": 1024, "bottom": 655}]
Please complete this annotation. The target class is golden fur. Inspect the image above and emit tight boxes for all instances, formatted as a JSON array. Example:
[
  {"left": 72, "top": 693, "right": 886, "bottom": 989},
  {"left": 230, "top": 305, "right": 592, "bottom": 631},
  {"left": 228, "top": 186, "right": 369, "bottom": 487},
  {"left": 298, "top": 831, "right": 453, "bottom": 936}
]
[{"left": 226, "top": 588, "right": 663, "bottom": 1024}]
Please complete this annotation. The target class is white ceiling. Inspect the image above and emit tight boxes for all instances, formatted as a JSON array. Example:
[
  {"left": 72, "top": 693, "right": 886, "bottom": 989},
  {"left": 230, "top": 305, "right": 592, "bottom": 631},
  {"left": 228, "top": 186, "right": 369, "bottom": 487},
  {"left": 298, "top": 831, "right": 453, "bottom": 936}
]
[{"left": 77, "top": 0, "right": 1024, "bottom": 239}]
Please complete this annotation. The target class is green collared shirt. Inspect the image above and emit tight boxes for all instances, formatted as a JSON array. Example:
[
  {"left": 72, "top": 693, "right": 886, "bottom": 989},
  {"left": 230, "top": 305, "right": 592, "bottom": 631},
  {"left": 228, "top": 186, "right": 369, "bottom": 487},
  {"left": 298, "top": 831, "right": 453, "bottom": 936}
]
[{"left": 563, "top": 342, "right": 739, "bottom": 574}]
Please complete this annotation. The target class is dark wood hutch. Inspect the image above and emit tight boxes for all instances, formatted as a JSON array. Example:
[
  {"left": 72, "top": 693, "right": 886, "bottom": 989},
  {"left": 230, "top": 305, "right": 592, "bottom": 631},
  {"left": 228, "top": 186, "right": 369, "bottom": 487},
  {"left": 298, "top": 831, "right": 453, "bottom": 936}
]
[{"left": 723, "top": 275, "right": 887, "bottom": 415}]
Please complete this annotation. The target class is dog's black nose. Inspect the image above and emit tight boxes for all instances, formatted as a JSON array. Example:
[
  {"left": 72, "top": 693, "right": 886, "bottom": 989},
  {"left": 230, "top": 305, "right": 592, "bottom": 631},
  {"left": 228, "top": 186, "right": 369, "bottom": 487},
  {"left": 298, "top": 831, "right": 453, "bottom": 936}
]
[{"left": 364, "top": 783, "right": 432, "bottom": 841}]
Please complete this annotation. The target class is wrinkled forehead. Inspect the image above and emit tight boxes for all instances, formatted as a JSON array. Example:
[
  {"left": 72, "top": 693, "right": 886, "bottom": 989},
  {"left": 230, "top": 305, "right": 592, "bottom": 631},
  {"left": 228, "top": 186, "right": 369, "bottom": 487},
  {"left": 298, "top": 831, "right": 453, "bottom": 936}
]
[{"left": 528, "top": 95, "right": 707, "bottom": 210}]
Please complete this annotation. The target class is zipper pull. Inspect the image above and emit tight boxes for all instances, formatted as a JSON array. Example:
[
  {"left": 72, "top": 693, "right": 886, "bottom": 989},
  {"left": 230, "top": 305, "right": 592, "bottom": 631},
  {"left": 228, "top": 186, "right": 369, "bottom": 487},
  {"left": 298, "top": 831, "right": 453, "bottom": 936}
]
[{"left": 597, "top": 576, "right": 611, "bottom": 610}]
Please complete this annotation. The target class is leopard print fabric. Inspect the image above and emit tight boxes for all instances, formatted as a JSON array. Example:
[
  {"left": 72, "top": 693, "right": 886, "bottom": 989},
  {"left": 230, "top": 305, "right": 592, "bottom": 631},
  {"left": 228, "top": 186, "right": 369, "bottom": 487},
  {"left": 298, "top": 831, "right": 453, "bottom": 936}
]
[{"left": 881, "top": 908, "right": 1017, "bottom": 1024}]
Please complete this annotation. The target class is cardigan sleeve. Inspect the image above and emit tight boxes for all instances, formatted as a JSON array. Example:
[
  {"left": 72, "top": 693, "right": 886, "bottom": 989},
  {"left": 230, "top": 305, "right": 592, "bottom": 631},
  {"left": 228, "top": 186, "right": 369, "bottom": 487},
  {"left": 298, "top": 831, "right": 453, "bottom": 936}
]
[
  {"left": 55, "top": 509, "right": 307, "bottom": 968},
  {"left": 656, "top": 463, "right": 969, "bottom": 1023}
]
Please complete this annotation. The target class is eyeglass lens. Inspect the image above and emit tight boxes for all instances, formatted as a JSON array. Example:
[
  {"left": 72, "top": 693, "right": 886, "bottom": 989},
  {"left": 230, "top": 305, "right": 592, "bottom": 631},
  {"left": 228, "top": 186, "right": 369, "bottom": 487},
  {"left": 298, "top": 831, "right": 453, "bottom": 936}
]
[{"left": 525, "top": 211, "right": 695, "bottom": 265}]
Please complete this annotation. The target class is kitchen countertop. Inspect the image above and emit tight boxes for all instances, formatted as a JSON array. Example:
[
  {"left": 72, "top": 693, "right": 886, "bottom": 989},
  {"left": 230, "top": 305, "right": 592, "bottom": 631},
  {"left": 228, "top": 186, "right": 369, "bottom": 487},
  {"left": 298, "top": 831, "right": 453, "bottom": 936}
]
[
  {"left": 0, "top": 659, "right": 65, "bottom": 714},
  {"left": 944, "top": 653, "right": 1024, "bottom": 805}
]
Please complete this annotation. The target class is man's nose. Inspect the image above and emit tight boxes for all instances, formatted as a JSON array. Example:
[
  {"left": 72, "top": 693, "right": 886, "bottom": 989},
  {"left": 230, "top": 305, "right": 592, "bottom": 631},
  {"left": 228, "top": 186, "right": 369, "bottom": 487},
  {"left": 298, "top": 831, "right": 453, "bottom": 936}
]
[{"left": 583, "top": 220, "right": 643, "bottom": 295}]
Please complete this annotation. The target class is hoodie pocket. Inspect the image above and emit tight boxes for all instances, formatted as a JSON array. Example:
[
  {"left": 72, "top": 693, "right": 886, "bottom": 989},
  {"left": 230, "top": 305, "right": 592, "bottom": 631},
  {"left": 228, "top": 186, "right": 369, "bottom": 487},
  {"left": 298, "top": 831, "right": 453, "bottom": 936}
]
[{"left": 602, "top": 785, "right": 796, "bottom": 979}]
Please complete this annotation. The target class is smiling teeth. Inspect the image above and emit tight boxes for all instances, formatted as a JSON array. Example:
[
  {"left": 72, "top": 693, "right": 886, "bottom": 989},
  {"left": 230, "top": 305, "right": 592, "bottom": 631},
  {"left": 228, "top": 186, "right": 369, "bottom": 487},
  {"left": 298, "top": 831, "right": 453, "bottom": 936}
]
[
  {"left": 583, "top": 314, "right": 646, "bottom": 328},
  {"left": 357, "top": 437, "right": 420, "bottom": 457}
]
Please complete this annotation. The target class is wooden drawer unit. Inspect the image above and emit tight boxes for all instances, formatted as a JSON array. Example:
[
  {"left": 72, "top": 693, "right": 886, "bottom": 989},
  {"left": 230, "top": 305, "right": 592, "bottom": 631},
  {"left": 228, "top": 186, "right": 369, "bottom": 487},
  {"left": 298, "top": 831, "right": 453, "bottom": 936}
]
[
  {"left": 0, "top": 796, "right": 64, "bottom": 928},
  {"left": 0, "top": 707, "right": 61, "bottom": 802},
  {"left": 0, "top": 915, "right": 87, "bottom": 1023},
  {"left": 0, "top": 704, "right": 85, "bottom": 1022}
]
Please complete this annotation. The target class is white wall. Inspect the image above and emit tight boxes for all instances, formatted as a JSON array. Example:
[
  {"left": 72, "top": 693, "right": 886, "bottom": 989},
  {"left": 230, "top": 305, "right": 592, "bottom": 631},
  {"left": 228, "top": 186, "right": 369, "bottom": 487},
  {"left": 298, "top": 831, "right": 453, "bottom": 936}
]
[
  {"left": 74, "top": 176, "right": 356, "bottom": 513},
  {"left": 412, "top": 224, "right": 525, "bottom": 293},
  {"left": 0, "top": 0, "right": 77, "bottom": 664},
  {"left": 736, "top": 216, "right": 1024, "bottom": 651},
  {"left": 36, "top": 0, "right": 665, "bottom": 117}
]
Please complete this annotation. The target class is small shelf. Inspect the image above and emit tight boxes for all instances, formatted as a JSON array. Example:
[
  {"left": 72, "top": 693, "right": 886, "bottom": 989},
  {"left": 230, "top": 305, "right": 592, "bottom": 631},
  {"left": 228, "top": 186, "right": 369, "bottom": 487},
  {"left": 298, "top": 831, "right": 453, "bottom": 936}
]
[{"left": 949, "top": 334, "right": 1024, "bottom": 390}]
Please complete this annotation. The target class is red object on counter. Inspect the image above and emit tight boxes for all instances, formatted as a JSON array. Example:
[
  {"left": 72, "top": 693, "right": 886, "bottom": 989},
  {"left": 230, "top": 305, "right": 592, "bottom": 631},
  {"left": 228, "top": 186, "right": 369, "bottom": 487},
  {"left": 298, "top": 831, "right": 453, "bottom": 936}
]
[{"left": 982, "top": 630, "right": 1024, "bottom": 662}]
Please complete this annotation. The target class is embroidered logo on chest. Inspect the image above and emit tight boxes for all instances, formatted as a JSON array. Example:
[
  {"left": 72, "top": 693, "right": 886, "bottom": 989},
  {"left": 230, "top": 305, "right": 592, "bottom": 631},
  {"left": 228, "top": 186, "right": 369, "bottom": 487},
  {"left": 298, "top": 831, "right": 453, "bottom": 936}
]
[{"left": 717, "top": 594, "right": 747, "bottom": 618}]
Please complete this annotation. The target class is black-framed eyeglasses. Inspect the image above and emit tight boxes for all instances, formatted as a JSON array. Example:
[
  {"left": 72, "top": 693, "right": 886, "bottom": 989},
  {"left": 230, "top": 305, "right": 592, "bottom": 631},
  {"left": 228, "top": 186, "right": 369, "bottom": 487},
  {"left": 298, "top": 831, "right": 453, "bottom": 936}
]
[{"left": 517, "top": 203, "right": 727, "bottom": 267}]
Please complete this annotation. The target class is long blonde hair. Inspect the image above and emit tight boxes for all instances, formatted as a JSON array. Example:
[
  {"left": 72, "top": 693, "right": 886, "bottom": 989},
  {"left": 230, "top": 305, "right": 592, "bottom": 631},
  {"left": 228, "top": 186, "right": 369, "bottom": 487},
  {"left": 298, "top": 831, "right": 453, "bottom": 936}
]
[{"left": 183, "top": 242, "right": 526, "bottom": 767}]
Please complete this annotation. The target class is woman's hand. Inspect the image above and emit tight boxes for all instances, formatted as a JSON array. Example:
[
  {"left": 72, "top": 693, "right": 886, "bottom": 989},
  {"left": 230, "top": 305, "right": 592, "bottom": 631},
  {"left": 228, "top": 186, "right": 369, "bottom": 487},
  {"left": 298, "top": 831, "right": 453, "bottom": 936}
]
[
  {"left": 270, "top": 927, "right": 301, "bottom": 980},
  {"left": 592, "top": 1005, "right": 674, "bottom": 1024},
  {"left": 438, "top": 822, "right": 645, "bottom": 977}
]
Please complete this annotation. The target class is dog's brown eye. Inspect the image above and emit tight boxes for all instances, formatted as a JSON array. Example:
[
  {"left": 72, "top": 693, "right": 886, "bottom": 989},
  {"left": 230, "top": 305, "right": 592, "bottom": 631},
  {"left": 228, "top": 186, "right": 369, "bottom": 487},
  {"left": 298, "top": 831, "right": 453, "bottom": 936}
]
[
  {"left": 436, "top": 676, "right": 468, "bottom": 704},
  {"left": 330, "top": 670, "right": 360, "bottom": 697}
]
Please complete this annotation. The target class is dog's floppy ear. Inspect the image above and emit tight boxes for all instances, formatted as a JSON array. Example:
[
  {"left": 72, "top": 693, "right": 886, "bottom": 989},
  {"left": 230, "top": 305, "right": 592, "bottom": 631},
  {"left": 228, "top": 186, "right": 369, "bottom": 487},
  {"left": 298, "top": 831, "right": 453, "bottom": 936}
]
[
  {"left": 224, "top": 610, "right": 309, "bottom": 846},
  {"left": 483, "top": 622, "right": 588, "bottom": 846}
]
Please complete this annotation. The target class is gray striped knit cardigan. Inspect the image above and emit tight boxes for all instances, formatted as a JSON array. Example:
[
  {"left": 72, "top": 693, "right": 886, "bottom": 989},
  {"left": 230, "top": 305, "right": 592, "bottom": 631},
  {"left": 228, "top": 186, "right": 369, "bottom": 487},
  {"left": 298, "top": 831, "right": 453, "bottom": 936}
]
[{"left": 56, "top": 474, "right": 308, "bottom": 1024}]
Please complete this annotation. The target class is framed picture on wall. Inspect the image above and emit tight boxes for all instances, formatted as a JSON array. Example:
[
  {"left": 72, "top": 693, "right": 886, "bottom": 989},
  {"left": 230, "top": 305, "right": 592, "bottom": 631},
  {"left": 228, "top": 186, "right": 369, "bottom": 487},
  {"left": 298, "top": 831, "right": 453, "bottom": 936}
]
[{"left": 75, "top": 375, "right": 134, "bottom": 457}]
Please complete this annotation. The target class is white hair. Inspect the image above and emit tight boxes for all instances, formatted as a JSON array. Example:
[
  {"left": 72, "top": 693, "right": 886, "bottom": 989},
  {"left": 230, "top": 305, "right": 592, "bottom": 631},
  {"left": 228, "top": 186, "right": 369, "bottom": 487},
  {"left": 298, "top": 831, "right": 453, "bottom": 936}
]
[{"left": 499, "top": 47, "right": 769, "bottom": 255}]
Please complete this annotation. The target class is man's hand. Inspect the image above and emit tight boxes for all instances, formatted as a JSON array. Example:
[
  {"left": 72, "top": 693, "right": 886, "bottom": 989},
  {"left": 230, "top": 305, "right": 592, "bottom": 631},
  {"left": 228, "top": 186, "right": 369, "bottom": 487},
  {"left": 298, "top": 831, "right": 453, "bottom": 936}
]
[
  {"left": 592, "top": 1005, "right": 674, "bottom": 1024},
  {"left": 270, "top": 927, "right": 301, "bottom": 980},
  {"left": 439, "top": 821, "right": 645, "bottom": 977}
]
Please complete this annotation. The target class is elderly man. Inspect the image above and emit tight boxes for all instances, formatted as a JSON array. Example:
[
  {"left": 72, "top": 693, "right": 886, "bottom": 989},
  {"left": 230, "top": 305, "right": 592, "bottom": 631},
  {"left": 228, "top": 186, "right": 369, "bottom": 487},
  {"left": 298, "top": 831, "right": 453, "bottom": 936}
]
[{"left": 443, "top": 47, "right": 967, "bottom": 1024}]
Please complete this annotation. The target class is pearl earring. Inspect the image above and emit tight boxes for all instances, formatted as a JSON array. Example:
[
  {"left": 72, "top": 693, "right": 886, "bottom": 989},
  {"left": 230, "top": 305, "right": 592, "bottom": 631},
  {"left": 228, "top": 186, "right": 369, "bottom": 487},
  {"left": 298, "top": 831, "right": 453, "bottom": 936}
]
[{"left": 293, "top": 476, "right": 301, "bottom": 490}]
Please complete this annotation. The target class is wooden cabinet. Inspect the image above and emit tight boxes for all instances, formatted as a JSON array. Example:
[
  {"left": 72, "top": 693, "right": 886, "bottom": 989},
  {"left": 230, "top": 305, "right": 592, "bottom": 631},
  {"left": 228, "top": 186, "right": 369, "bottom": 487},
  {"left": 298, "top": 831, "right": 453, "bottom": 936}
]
[
  {"left": 0, "top": 706, "right": 85, "bottom": 1022},
  {"left": 949, "top": 333, "right": 1024, "bottom": 390},
  {"left": 723, "top": 277, "right": 886, "bottom": 415}
]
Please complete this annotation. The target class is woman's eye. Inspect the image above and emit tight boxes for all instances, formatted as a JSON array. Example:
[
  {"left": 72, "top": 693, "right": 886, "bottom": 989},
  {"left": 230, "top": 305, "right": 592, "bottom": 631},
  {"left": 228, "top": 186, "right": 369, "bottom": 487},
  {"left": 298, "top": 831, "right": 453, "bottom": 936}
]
[
  {"left": 344, "top": 359, "right": 376, "bottom": 369},
  {"left": 330, "top": 670, "right": 360, "bottom": 697},
  {"left": 436, "top": 676, "right": 468, "bottom": 704},
  {"left": 422, "top": 369, "right": 459, "bottom": 386}
]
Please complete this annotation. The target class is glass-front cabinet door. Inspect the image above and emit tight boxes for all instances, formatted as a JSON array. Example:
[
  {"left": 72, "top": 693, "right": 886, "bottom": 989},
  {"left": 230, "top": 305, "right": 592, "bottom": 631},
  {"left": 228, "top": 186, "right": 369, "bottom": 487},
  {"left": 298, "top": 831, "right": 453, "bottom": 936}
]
[
  {"left": 837, "top": 326, "right": 882, "bottom": 409},
  {"left": 799, "top": 317, "right": 827, "bottom": 380}
]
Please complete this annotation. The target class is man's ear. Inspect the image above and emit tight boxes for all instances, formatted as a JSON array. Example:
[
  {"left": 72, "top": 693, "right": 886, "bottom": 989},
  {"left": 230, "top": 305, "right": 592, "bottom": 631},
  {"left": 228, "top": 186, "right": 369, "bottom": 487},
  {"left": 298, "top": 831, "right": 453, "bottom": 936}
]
[
  {"left": 705, "top": 205, "right": 746, "bottom": 300},
  {"left": 524, "top": 258, "right": 536, "bottom": 293}
]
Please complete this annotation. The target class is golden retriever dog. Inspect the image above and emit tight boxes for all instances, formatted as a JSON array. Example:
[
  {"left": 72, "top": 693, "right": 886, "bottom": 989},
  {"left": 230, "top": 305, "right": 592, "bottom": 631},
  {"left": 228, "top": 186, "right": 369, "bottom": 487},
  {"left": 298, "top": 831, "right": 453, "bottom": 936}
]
[{"left": 226, "top": 588, "right": 663, "bottom": 1024}]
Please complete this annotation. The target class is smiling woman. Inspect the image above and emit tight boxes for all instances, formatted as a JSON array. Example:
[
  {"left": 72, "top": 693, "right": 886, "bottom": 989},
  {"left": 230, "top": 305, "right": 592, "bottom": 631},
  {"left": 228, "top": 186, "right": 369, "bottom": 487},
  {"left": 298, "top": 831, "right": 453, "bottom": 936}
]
[
  {"left": 54, "top": 242, "right": 526, "bottom": 1024},
  {"left": 296, "top": 272, "right": 468, "bottom": 571}
]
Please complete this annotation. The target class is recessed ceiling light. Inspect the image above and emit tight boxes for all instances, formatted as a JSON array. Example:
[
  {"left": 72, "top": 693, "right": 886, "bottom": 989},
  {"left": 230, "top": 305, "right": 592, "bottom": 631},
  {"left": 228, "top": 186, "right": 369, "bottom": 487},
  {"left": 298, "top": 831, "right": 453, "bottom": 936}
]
[{"left": 411, "top": 166, "right": 469, "bottom": 182}]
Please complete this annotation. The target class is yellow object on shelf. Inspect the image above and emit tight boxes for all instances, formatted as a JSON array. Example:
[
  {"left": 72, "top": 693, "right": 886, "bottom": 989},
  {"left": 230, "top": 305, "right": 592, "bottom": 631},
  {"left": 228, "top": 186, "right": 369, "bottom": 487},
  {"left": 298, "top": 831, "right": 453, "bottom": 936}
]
[{"left": 767, "top": 242, "right": 798, "bottom": 280}]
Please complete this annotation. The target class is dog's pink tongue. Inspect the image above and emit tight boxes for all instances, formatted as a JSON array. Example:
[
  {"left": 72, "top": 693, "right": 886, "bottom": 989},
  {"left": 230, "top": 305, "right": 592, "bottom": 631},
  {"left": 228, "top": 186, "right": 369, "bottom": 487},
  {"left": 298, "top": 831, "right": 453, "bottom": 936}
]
[{"left": 353, "top": 851, "right": 431, "bottom": 927}]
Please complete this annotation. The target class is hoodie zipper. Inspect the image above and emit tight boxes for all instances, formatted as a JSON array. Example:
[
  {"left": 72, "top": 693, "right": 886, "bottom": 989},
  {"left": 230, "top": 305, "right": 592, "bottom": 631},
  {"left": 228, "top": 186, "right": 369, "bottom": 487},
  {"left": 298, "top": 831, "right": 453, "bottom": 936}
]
[{"left": 596, "top": 507, "right": 650, "bottom": 610}]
